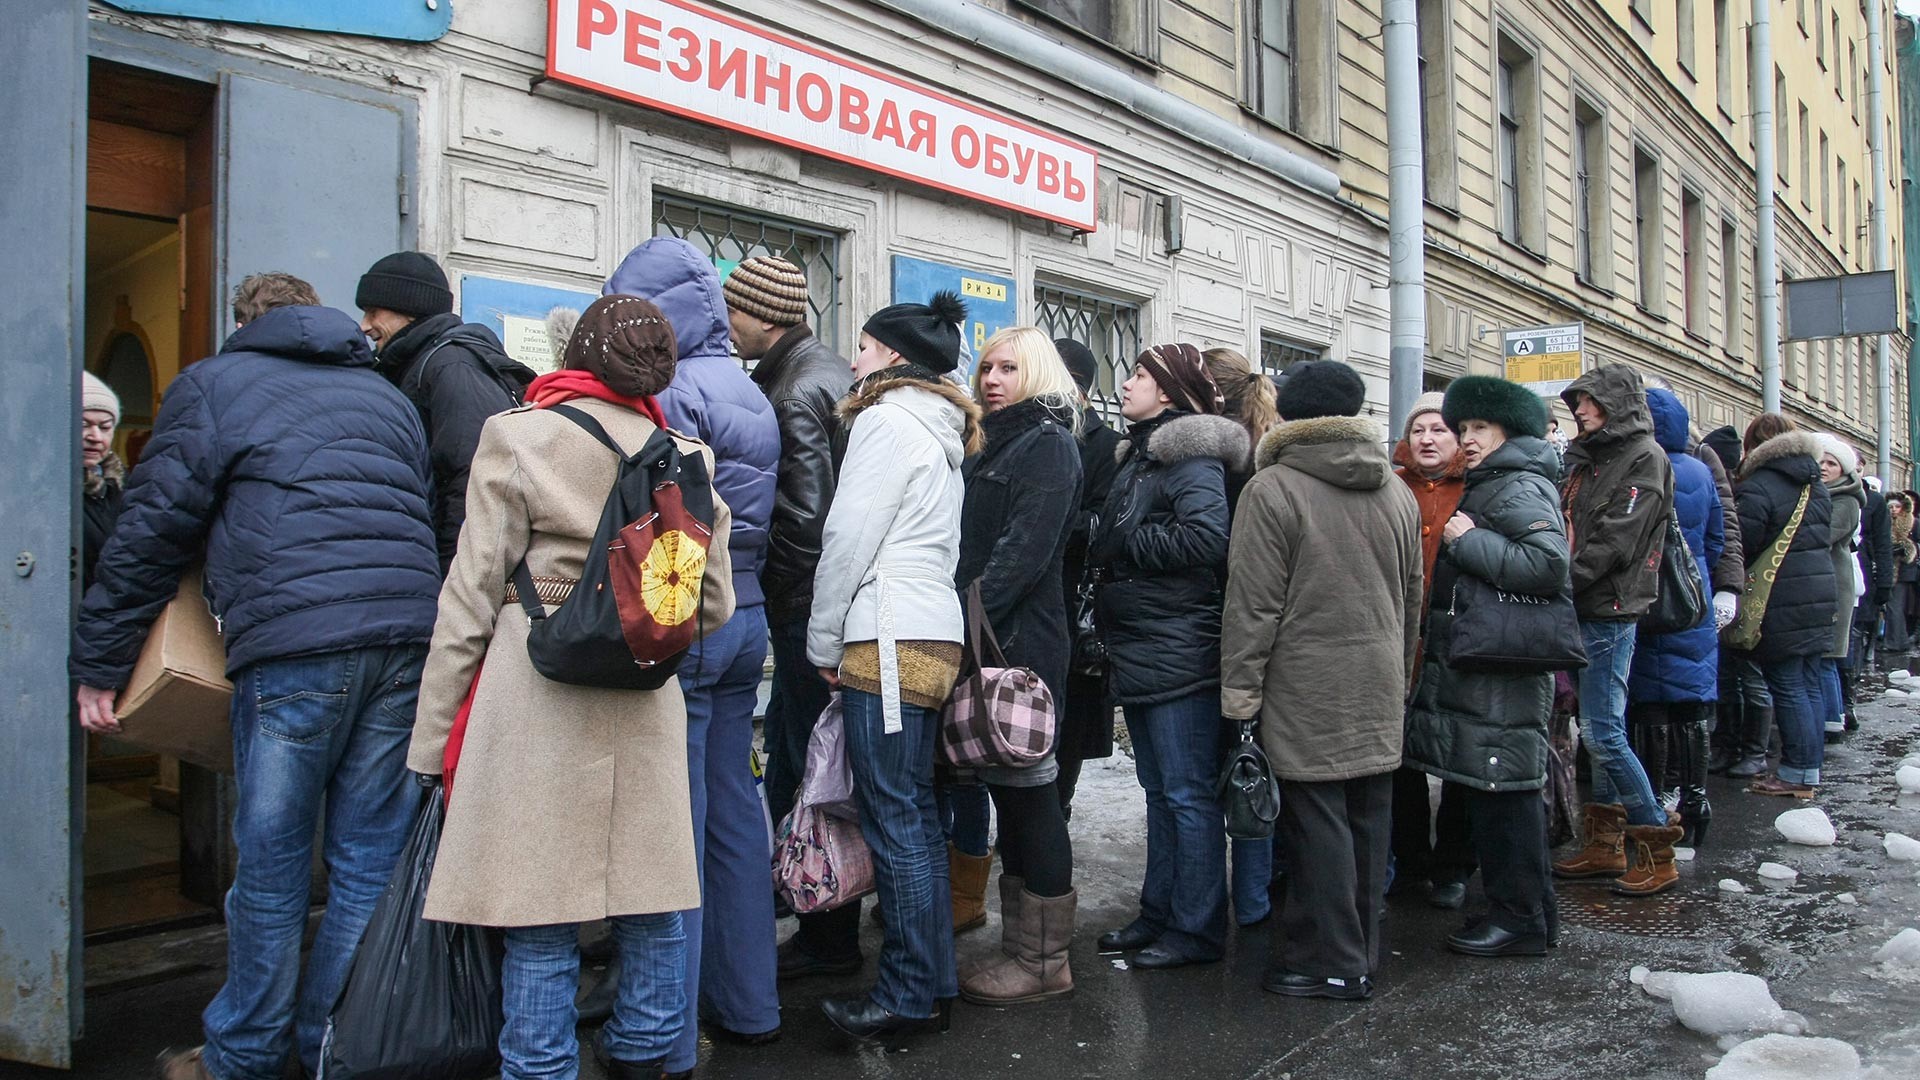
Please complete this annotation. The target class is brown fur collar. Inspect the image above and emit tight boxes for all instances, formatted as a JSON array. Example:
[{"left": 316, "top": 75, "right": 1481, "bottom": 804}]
[
  {"left": 837, "top": 371, "right": 984, "bottom": 455},
  {"left": 1255, "top": 415, "right": 1384, "bottom": 470},
  {"left": 1737, "top": 431, "right": 1823, "bottom": 480},
  {"left": 84, "top": 452, "right": 125, "bottom": 498}
]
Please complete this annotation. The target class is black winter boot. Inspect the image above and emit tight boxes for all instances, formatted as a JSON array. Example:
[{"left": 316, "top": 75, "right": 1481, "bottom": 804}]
[
  {"left": 1628, "top": 714, "right": 1674, "bottom": 808},
  {"left": 1708, "top": 700, "right": 1738, "bottom": 775},
  {"left": 1674, "top": 713, "right": 1712, "bottom": 848},
  {"left": 1725, "top": 706, "right": 1774, "bottom": 779}
]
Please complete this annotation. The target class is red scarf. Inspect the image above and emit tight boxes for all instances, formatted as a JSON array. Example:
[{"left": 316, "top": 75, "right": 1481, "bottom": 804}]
[{"left": 526, "top": 368, "right": 667, "bottom": 428}]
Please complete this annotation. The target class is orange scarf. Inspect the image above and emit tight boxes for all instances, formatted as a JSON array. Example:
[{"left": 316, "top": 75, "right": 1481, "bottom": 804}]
[{"left": 526, "top": 368, "right": 667, "bottom": 428}]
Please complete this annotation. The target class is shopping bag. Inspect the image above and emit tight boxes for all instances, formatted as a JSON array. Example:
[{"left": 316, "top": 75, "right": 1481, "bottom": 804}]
[
  {"left": 318, "top": 785, "right": 502, "bottom": 1080},
  {"left": 796, "top": 693, "right": 855, "bottom": 816},
  {"left": 771, "top": 693, "right": 874, "bottom": 913}
]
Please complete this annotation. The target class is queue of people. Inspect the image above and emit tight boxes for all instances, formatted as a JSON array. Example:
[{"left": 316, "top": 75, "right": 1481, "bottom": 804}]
[{"left": 69, "top": 241, "right": 1897, "bottom": 1079}]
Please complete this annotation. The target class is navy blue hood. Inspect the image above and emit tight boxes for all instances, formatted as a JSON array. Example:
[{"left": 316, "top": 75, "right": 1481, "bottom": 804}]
[
  {"left": 222, "top": 304, "right": 374, "bottom": 367},
  {"left": 603, "top": 237, "right": 732, "bottom": 360},
  {"left": 1645, "top": 387, "right": 1691, "bottom": 454}
]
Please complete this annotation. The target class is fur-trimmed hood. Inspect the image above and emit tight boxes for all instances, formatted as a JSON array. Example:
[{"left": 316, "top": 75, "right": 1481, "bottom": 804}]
[
  {"left": 1254, "top": 415, "right": 1392, "bottom": 491},
  {"left": 83, "top": 452, "right": 125, "bottom": 499},
  {"left": 838, "top": 370, "right": 984, "bottom": 461},
  {"left": 1738, "top": 430, "right": 1824, "bottom": 482},
  {"left": 1115, "top": 411, "right": 1251, "bottom": 472}
]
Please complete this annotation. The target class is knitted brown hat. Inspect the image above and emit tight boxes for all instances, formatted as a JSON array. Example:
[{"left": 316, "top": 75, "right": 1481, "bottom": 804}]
[
  {"left": 564, "top": 295, "right": 679, "bottom": 397},
  {"left": 723, "top": 256, "right": 809, "bottom": 326}
]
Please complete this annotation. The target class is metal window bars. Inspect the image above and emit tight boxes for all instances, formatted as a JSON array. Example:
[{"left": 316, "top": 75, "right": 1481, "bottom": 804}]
[
  {"left": 1033, "top": 282, "right": 1143, "bottom": 424},
  {"left": 1258, "top": 331, "right": 1324, "bottom": 375},
  {"left": 650, "top": 193, "right": 844, "bottom": 364}
]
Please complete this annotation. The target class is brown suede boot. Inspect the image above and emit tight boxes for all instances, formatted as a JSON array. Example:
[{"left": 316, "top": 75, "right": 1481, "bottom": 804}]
[
  {"left": 1610, "top": 823, "right": 1686, "bottom": 896},
  {"left": 950, "top": 844, "right": 993, "bottom": 934},
  {"left": 960, "top": 874, "right": 1024, "bottom": 981},
  {"left": 960, "top": 888, "right": 1076, "bottom": 1005},
  {"left": 1551, "top": 803, "right": 1629, "bottom": 879}
]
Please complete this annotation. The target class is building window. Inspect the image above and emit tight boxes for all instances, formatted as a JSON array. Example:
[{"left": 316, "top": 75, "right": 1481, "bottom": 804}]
[
  {"left": 1632, "top": 0, "right": 1654, "bottom": 27},
  {"left": 1720, "top": 217, "right": 1741, "bottom": 353},
  {"left": 1714, "top": 0, "right": 1734, "bottom": 118},
  {"left": 1799, "top": 104, "right": 1811, "bottom": 209},
  {"left": 652, "top": 194, "right": 844, "bottom": 358},
  {"left": 1495, "top": 30, "right": 1541, "bottom": 251},
  {"left": 1250, "top": 0, "right": 1296, "bottom": 131},
  {"left": 1820, "top": 131, "right": 1831, "bottom": 230},
  {"left": 1418, "top": 0, "right": 1458, "bottom": 209},
  {"left": 1831, "top": 13, "right": 1841, "bottom": 84},
  {"left": 1634, "top": 144, "right": 1664, "bottom": 312},
  {"left": 1014, "top": 0, "right": 1152, "bottom": 56},
  {"left": 1678, "top": 0, "right": 1696, "bottom": 74},
  {"left": 1850, "top": 42, "right": 1859, "bottom": 120},
  {"left": 1798, "top": 0, "right": 1807, "bottom": 35},
  {"left": 1855, "top": 180, "right": 1864, "bottom": 266},
  {"left": 1775, "top": 71, "right": 1790, "bottom": 185},
  {"left": 1246, "top": 0, "right": 1335, "bottom": 144},
  {"left": 1259, "top": 331, "right": 1326, "bottom": 374},
  {"left": 1573, "top": 97, "right": 1610, "bottom": 285},
  {"left": 1815, "top": 0, "right": 1826, "bottom": 65},
  {"left": 1033, "top": 282, "right": 1143, "bottom": 423},
  {"left": 1682, "top": 187, "right": 1706, "bottom": 335}
]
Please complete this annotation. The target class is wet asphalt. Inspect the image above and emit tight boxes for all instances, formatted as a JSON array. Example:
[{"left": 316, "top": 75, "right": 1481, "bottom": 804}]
[{"left": 13, "top": 681, "right": 1920, "bottom": 1080}]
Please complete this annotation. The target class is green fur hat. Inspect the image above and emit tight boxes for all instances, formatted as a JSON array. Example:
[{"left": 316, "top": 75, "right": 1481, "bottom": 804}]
[{"left": 1441, "top": 375, "right": 1549, "bottom": 440}]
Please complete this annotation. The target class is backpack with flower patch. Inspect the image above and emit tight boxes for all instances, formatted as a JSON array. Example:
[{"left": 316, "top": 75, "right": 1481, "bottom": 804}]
[{"left": 510, "top": 404, "right": 715, "bottom": 689}]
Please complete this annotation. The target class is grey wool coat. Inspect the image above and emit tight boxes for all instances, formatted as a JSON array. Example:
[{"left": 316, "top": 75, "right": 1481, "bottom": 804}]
[
  {"left": 408, "top": 398, "right": 735, "bottom": 927},
  {"left": 1220, "top": 415, "right": 1423, "bottom": 782}
]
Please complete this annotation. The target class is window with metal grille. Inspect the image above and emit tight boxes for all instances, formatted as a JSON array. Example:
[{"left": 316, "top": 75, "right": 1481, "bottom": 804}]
[
  {"left": 1033, "top": 282, "right": 1142, "bottom": 423},
  {"left": 1259, "top": 332, "right": 1325, "bottom": 375},
  {"left": 650, "top": 193, "right": 843, "bottom": 361}
]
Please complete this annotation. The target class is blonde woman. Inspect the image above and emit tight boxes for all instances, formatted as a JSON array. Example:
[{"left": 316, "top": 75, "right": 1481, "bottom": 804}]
[{"left": 950, "top": 327, "right": 1086, "bottom": 1005}]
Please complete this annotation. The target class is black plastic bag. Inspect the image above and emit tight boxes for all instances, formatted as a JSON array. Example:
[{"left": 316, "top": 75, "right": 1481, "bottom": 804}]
[{"left": 318, "top": 785, "right": 503, "bottom": 1079}]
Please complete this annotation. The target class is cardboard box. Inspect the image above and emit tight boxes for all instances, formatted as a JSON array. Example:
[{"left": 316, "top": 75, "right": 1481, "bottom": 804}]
[{"left": 115, "top": 570, "right": 234, "bottom": 773}]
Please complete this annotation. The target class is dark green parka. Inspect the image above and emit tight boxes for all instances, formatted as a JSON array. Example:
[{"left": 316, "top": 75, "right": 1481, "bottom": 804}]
[{"left": 1406, "top": 435, "right": 1571, "bottom": 792}]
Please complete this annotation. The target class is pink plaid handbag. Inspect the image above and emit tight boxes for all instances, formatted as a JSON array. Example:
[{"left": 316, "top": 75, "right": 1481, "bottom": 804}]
[{"left": 939, "top": 583, "right": 1057, "bottom": 768}]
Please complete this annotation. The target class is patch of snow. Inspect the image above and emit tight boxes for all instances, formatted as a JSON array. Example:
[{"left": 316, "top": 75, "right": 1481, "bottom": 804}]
[
  {"left": 1873, "top": 928, "right": 1920, "bottom": 968},
  {"left": 1675, "top": 846, "right": 1697, "bottom": 861},
  {"left": 1671, "top": 972, "right": 1785, "bottom": 1035},
  {"left": 1836, "top": 892, "right": 1858, "bottom": 905},
  {"left": 1110, "top": 959, "right": 1129, "bottom": 971},
  {"left": 1898, "top": 753, "right": 1920, "bottom": 771},
  {"left": 1719, "top": 879, "right": 1750, "bottom": 894},
  {"left": 1641, "top": 969, "right": 1683, "bottom": 1000},
  {"left": 1883, "top": 688, "right": 1911, "bottom": 699},
  {"left": 1756, "top": 862, "right": 1798, "bottom": 882},
  {"left": 1770, "top": 1010, "right": 1810, "bottom": 1036},
  {"left": 1630, "top": 964, "right": 1650, "bottom": 985},
  {"left": 1774, "top": 807, "right": 1837, "bottom": 846},
  {"left": 1897, "top": 765, "right": 1920, "bottom": 794},
  {"left": 1884, "top": 833, "right": 1920, "bottom": 861},
  {"left": 1703, "top": 1034, "right": 1861, "bottom": 1080}
]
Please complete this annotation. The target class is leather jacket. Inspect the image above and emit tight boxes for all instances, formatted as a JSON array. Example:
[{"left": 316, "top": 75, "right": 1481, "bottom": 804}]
[{"left": 751, "top": 324, "right": 853, "bottom": 623}]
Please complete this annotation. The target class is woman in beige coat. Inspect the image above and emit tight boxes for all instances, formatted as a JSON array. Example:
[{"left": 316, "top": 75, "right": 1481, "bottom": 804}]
[{"left": 408, "top": 295, "right": 734, "bottom": 1080}]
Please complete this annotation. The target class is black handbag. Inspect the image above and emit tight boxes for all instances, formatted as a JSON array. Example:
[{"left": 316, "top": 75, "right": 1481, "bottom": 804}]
[
  {"left": 1217, "top": 720, "right": 1281, "bottom": 840},
  {"left": 1640, "top": 509, "right": 1708, "bottom": 635},
  {"left": 1444, "top": 573, "right": 1588, "bottom": 674},
  {"left": 1069, "top": 514, "right": 1107, "bottom": 677}
]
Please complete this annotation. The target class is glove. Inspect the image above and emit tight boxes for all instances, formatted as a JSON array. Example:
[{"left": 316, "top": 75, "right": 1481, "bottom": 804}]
[
  {"left": 1712, "top": 591, "right": 1739, "bottom": 630},
  {"left": 1876, "top": 586, "right": 1894, "bottom": 608}
]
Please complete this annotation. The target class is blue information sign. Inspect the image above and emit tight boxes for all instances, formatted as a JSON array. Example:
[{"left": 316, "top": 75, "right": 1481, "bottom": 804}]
[
  {"left": 102, "top": 0, "right": 452, "bottom": 41},
  {"left": 890, "top": 255, "right": 1018, "bottom": 380},
  {"left": 459, "top": 274, "right": 601, "bottom": 376}
]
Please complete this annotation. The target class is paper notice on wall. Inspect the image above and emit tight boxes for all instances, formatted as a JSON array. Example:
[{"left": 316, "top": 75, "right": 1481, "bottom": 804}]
[{"left": 500, "top": 314, "right": 559, "bottom": 375}]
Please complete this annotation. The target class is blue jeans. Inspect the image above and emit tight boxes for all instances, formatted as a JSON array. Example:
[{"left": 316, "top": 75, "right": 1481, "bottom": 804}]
[
  {"left": 500, "top": 915, "right": 686, "bottom": 1078},
  {"left": 201, "top": 644, "right": 425, "bottom": 1080},
  {"left": 1818, "top": 657, "right": 1844, "bottom": 731},
  {"left": 669, "top": 605, "right": 778, "bottom": 1071},
  {"left": 1762, "top": 655, "right": 1826, "bottom": 785},
  {"left": 1231, "top": 836, "right": 1274, "bottom": 925},
  {"left": 939, "top": 782, "right": 992, "bottom": 857},
  {"left": 763, "top": 614, "right": 833, "bottom": 833},
  {"left": 1122, "top": 691, "right": 1228, "bottom": 958},
  {"left": 1576, "top": 621, "right": 1665, "bottom": 828},
  {"left": 840, "top": 687, "right": 957, "bottom": 1017}
]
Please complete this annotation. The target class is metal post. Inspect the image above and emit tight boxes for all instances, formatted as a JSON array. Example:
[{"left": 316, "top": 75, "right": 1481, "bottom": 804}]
[
  {"left": 1868, "top": 0, "right": 1895, "bottom": 485},
  {"left": 1752, "top": 0, "right": 1782, "bottom": 414},
  {"left": 1384, "top": 0, "right": 1426, "bottom": 435}
]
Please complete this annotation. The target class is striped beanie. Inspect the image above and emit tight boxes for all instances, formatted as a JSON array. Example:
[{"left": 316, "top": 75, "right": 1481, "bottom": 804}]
[{"left": 723, "top": 256, "right": 809, "bottom": 326}]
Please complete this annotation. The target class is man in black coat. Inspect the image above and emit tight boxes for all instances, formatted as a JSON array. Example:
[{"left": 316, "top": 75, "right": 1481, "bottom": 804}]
[
  {"left": 357, "top": 251, "right": 536, "bottom": 572},
  {"left": 73, "top": 273, "right": 443, "bottom": 1080},
  {"left": 1849, "top": 465, "right": 1895, "bottom": 729},
  {"left": 1054, "top": 339, "right": 1122, "bottom": 816}
]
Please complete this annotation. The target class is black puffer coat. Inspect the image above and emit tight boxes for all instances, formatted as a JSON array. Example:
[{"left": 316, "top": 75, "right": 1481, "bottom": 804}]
[
  {"left": 1059, "top": 408, "right": 1123, "bottom": 761},
  {"left": 1091, "top": 411, "right": 1249, "bottom": 706},
  {"left": 1734, "top": 432, "right": 1836, "bottom": 663},
  {"left": 1406, "top": 436, "right": 1570, "bottom": 792},
  {"left": 81, "top": 455, "right": 126, "bottom": 592},
  {"left": 956, "top": 398, "right": 1083, "bottom": 705}
]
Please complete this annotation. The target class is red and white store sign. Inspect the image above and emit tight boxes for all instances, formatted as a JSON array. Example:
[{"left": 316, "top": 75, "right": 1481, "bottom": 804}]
[{"left": 548, "top": 0, "right": 1100, "bottom": 231}]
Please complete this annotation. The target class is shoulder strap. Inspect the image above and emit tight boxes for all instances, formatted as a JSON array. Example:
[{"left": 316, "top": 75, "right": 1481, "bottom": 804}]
[
  {"left": 547, "top": 403, "right": 627, "bottom": 458},
  {"left": 965, "top": 580, "right": 1009, "bottom": 669},
  {"left": 1765, "top": 485, "right": 1813, "bottom": 575},
  {"left": 418, "top": 332, "right": 527, "bottom": 407}
]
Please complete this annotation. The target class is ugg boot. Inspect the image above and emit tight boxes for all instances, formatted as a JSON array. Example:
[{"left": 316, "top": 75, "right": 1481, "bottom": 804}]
[
  {"left": 1674, "top": 716, "right": 1712, "bottom": 848},
  {"left": 960, "top": 889, "right": 1076, "bottom": 1005},
  {"left": 1609, "top": 823, "right": 1686, "bottom": 896},
  {"left": 1552, "top": 803, "right": 1628, "bottom": 879},
  {"left": 960, "top": 874, "right": 1024, "bottom": 981},
  {"left": 1724, "top": 706, "right": 1774, "bottom": 779},
  {"left": 949, "top": 844, "right": 993, "bottom": 934}
]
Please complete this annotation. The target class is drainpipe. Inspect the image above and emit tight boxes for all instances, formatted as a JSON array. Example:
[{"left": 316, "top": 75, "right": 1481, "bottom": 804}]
[
  {"left": 1868, "top": 1, "right": 1895, "bottom": 486},
  {"left": 872, "top": 1, "right": 1341, "bottom": 201},
  {"left": 1752, "top": 0, "right": 1782, "bottom": 414},
  {"left": 1383, "top": 0, "right": 1426, "bottom": 433}
]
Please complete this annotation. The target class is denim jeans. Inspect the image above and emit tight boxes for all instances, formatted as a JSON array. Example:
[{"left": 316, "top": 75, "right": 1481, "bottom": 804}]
[
  {"left": 939, "top": 781, "right": 993, "bottom": 857},
  {"left": 839, "top": 687, "right": 957, "bottom": 1017},
  {"left": 763, "top": 614, "right": 833, "bottom": 833},
  {"left": 669, "top": 605, "right": 778, "bottom": 1072},
  {"left": 1230, "top": 836, "right": 1273, "bottom": 925},
  {"left": 500, "top": 915, "right": 686, "bottom": 1078},
  {"left": 1122, "top": 691, "right": 1228, "bottom": 958},
  {"left": 1818, "top": 657, "right": 1844, "bottom": 732},
  {"left": 1576, "top": 621, "right": 1665, "bottom": 828},
  {"left": 200, "top": 644, "right": 425, "bottom": 1080},
  {"left": 1761, "top": 655, "right": 1826, "bottom": 785}
]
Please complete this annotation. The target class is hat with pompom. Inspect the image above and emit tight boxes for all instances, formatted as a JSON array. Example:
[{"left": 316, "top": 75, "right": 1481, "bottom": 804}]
[{"left": 863, "top": 290, "right": 968, "bottom": 375}]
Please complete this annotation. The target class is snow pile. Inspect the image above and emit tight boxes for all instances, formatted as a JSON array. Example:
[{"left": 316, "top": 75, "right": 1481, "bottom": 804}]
[
  {"left": 1756, "top": 862, "right": 1798, "bottom": 883},
  {"left": 1719, "top": 879, "right": 1750, "bottom": 894},
  {"left": 1897, "top": 765, "right": 1920, "bottom": 794},
  {"left": 1884, "top": 833, "right": 1920, "bottom": 862},
  {"left": 1675, "top": 846, "right": 1697, "bottom": 861},
  {"left": 1669, "top": 972, "right": 1786, "bottom": 1035},
  {"left": 1836, "top": 892, "right": 1858, "bottom": 905},
  {"left": 1629, "top": 964, "right": 1649, "bottom": 985},
  {"left": 1884, "top": 688, "right": 1911, "bottom": 699},
  {"left": 1774, "top": 807, "right": 1836, "bottom": 846},
  {"left": 1704, "top": 1034, "right": 1861, "bottom": 1079},
  {"left": 1873, "top": 928, "right": 1920, "bottom": 968},
  {"left": 1640, "top": 969, "right": 1682, "bottom": 1000},
  {"left": 1899, "top": 753, "right": 1920, "bottom": 771}
]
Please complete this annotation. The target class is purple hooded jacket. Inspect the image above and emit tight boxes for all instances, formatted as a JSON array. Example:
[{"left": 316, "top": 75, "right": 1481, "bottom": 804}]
[{"left": 605, "top": 237, "right": 778, "bottom": 607}]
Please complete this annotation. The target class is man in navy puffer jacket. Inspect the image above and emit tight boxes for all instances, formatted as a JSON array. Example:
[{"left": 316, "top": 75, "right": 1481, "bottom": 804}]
[
  {"left": 71, "top": 277, "right": 441, "bottom": 1080},
  {"left": 604, "top": 238, "right": 782, "bottom": 1063}
]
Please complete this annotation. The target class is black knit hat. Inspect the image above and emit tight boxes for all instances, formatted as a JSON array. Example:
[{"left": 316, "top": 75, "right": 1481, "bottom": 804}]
[
  {"left": 355, "top": 251, "right": 453, "bottom": 318},
  {"left": 1441, "top": 375, "right": 1549, "bottom": 439},
  {"left": 863, "top": 290, "right": 968, "bottom": 374},
  {"left": 1275, "top": 359, "right": 1366, "bottom": 420},
  {"left": 1056, "top": 338, "right": 1099, "bottom": 394}
]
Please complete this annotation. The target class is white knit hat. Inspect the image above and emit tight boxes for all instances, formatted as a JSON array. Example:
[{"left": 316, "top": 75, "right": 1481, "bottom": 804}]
[
  {"left": 1813, "top": 433, "right": 1859, "bottom": 480},
  {"left": 82, "top": 371, "right": 121, "bottom": 425}
]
